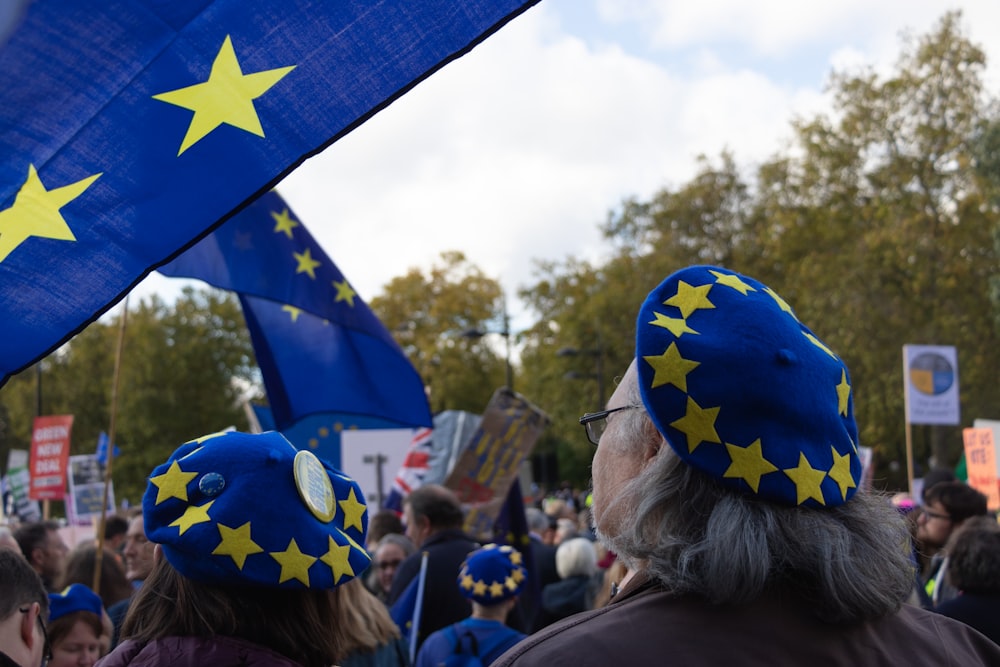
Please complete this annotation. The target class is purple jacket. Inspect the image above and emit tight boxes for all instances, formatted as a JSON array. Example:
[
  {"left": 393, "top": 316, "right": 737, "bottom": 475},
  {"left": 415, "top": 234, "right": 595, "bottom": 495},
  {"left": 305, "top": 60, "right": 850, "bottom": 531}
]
[{"left": 96, "top": 636, "right": 305, "bottom": 667}]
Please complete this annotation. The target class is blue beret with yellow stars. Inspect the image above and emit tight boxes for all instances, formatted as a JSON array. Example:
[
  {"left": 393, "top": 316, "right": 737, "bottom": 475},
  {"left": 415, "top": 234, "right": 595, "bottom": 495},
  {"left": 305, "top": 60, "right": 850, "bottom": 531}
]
[
  {"left": 636, "top": 265, "right": 861, "bottom": 508},
  {"left": 457, "top": 544, "right": 527, "bottom": 605},
  {"left": 49, "top": 584, "right": 103, "bottom": 622},
  {"left": 143, "top": 430, "right": 371, "bottom": 589}
]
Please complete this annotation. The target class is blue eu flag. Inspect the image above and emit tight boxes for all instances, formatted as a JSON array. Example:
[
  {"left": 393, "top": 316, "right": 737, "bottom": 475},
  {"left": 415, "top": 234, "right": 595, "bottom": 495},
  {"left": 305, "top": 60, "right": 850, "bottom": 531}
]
[
  {"left": 159, "top": 190, "right": 432, "bottom": 430},
  {"left": 0, "top": 0, "right": 541, "bottom": 386}
]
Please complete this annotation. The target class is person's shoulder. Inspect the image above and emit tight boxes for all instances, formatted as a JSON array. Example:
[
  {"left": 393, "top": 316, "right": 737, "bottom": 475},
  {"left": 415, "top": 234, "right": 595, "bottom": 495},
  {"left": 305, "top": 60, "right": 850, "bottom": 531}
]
[{"left": 875, "top": 603, "right": 1000, "bottom": 662}]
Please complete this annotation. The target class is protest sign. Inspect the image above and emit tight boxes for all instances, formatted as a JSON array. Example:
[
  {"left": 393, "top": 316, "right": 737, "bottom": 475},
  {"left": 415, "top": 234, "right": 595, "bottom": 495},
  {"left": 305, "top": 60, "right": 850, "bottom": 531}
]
[{"left": 962, "top": 427, "right": 1000, "bottom": 511}]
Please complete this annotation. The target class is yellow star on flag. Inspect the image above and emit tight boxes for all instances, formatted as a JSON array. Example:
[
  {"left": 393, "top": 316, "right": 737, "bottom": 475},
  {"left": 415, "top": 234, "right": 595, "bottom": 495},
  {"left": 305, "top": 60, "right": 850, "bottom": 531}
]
[
  {"left": 783, "top": 453, "right": 828, "bottom": 505},
  {"left": 669, "top": 397, "right": 721, "bottom": 453},
  {"left": 836, "top": 369, "right": 851, "bottom": 416},
  {"left": 710, "top": 270, "right": 755, "bottom": 295},
  {"left": 460, "top": 574, "right": 475, "bottom": 590},
  {"left": 648, "top": 312, "right": 699, "bottom": 338},
  {"left": 152, "top": 35, "right": 295, "bottom": 155},
  {"left": 271, "top": 208, "right": 299, "bottom": 238},
  {"left": 320, "top": 536, "right": 355, "bottom": 584},
  {"left": 338, "top": 488, "right": 366, "bottom": 532},
  {"left": 149, "top": 461, "right": 197, "bottom": 505},
  {"left": 0, "top": 165, "right": 101, "bottom": 263},
  {"left": 472, "top": 580, "right": 488, "bottom": 596},
  {"left": 489, "top": 581, "right": 505, "bottom": 598},
  {"left": 271, "top": 538, "right": 317, "bottom": 586},
  {"left": 282, "top": 305, "right": 303, "bottom": 322},
  {"left": 212, "top": 522, "right": 263, "bottom": 570},
  {"left": 828, "top": 447, "right": 857, "bottom": 500},
  {"left": 294, "top": 247, "right": 321, "bottom": 279},
  {"left": 723, "top": 439, "right": 778, "bottom": 493},
  {"left": 665, "top": 280, "right": 715, "bottom": 318},
  {"left": 333, "top": 279, "right": 357, "bottom": 307},
  {"left": 644, "top": 342, "right": 700, "bottom": 391},
  {"left": 764, "top": 287, "right": 796, "bottom": 319},
  {"left": 804, "top": 332, "right": 836, "bottom": 359},
  {"left": 169, "top": 500, "right": 215, "bottom": 535}
]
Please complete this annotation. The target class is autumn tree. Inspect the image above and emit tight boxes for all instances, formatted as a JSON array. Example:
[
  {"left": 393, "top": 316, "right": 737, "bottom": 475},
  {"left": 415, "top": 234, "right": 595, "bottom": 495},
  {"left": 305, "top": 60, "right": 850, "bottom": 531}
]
[
  {"left": 370, "top": 251, "right": 507, "bottom": 414},
  {"left": 0, "top": 287, "right": 260, "bottom": 505}
]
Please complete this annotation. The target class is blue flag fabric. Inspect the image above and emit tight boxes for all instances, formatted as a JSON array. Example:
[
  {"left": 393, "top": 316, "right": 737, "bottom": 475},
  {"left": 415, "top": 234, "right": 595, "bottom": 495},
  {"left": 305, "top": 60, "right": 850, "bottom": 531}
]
[
  {"left": 0, "top": 0, "right": 541, "bottom": 387},
  {"left": 159, "top": 190, "right": 431, "bottom": 430},
  {"left": 94, "top": 431, "right": 121, "bottom": 465}
]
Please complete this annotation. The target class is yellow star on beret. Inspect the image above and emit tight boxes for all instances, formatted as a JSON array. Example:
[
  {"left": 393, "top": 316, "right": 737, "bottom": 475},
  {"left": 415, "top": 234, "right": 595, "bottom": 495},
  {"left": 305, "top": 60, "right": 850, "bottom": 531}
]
[{"left": 149, "top": 461, "right": 197, "bottom": 505}]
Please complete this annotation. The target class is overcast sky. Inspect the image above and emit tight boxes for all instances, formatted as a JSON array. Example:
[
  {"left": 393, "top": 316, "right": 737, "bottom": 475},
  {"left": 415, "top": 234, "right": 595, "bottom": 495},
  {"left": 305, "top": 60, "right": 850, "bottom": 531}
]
[{"left": 139, "top": 1, "right": 1000, "bottom": 329}]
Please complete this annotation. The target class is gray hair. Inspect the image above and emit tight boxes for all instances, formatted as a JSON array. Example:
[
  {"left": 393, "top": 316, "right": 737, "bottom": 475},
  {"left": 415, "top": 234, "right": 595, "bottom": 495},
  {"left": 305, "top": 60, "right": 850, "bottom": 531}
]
[
  {"left": 376, "top": 532, "right": 416, "bottom": 558},
  {"left": 555, "top": 537, "right": 598, "bottom": 579},
  {"left": 597, "top": 375, "right": 914, "bottom": 624},
  {"left": 526, "top": 507, "right": 549, "bottom": 534}
]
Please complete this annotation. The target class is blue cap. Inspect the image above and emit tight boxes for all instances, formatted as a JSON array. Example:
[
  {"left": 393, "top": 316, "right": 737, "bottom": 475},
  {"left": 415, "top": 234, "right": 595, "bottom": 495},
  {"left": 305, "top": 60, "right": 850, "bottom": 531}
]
[
  {"left": 457, "top": 544, "right": 527, "bottom": 604},
  {"left": 143, "top": 430, "right": 371, "bottom": 589},
  {"left": 49, "top": 584, "right": 103, "bottom": 621},
  {"left": 636, "top": 266, "right": 861, "bottom": 507}
]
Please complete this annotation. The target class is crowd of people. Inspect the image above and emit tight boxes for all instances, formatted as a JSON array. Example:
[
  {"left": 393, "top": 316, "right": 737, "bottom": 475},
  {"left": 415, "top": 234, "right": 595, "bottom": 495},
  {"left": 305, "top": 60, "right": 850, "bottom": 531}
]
[{"left": 2, "top": 265, "right": 1000, "bottom": 666}]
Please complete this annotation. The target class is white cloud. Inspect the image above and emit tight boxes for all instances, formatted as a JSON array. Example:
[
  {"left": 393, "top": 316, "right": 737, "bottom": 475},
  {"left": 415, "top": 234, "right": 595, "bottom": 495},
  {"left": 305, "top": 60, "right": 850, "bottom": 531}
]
[{"left": 132, "top": 0, "right": 1000, "bottom": 331}]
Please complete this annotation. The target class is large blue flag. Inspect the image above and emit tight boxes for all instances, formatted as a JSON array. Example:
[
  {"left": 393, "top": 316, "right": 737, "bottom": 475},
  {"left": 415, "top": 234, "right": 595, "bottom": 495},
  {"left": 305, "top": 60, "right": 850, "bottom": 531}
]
[
  {"left": 159, "top": 190, "right": 431, "bottom": 430},
  {"left": 0, "top": 0, "right": 541, "bottom": 387}
]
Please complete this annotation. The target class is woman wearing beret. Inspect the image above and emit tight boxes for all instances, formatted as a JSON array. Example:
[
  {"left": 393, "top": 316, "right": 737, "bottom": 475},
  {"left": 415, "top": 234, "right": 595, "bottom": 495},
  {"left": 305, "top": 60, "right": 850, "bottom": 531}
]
[
  {"left": 96, "top": 431, "right": 373, "bottom": 667},
  {"left": 48, "top": 584, "right": 108, "bottom": 667}
]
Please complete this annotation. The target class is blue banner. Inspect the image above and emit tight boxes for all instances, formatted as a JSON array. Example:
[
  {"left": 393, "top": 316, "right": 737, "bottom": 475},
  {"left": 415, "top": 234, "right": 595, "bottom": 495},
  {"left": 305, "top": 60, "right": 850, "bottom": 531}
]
[{"left": 0, "top": 0, "right": 540, "bottom": 386}]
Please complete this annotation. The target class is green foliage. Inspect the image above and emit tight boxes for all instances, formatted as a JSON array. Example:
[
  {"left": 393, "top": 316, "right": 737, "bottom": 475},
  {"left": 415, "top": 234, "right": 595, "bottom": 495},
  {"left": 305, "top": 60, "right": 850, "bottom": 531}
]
[
  {"left": 518, "top": 11, "right": 1000, "bottom": 491},
  {"left": 0, "top": 288, "right": 260, "bottom": 507},
  {"left": 370, "top": 251, "right": 508, "bottom": 414}
]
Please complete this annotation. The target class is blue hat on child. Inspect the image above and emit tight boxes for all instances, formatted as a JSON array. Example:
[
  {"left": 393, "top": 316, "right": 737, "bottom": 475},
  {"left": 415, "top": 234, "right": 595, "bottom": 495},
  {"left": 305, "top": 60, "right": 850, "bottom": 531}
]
[
  {"left": 49, "top": 584, "right": 103, "bottom": 621},
  {"left": 636, "top": 266, "right": 861, "bottom": 508},
  {"left": 143, "top": 430, "right": 371, "bottom": 589},
  {"left": 457, "top": 544, "right": 527, "bottom": 605}
]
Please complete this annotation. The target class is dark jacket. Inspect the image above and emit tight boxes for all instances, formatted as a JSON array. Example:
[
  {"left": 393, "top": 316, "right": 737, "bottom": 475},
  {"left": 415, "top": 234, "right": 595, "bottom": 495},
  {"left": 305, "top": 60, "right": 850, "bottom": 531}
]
[
  {"left": 388, "top": 529, "right": 479, "bottom": 651},
  {"left": 494, "top": 573, "right": 1000, "bottom": 667},
  {"left": 533, "top": 575, "right": 597, "bottom": 630},
  {"left": 935, "top": 593, "right": 1000, "bottom": 645},
  {"left": 341, "top": 637, "right": 411, "bottom": 667},
  {"left": 95, "top": 636, "right": 304, "bottom": 667}
]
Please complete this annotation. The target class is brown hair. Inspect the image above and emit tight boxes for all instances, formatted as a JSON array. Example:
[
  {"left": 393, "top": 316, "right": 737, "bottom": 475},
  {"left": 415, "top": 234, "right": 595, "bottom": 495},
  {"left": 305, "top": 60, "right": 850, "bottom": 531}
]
[
  {"left": 48, "top": 609, "right": 104, "bottom": 648},
  {"left": 59, "top": 544, "right": 133, "bottom": 608},
  {"left": 333, "top": 578, "right": 401, "bottom": 657},
  {"left": 122, "top": 556, "right": 346, "bottom": 667}
]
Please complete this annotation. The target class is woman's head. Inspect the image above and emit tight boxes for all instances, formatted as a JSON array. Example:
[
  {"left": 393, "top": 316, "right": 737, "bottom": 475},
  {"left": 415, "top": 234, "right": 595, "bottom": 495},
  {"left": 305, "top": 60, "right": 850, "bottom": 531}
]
[
  {"left": 47, "top": 585, "right": 105, "bottom": 667},
  {"left": 124, "top": 430, "right": 373, "bottom": 667},
  {"left": 373, "top": 533, "right": 414, "bottom": 595},
  {"left": 59, "top": 544, "right": 132, "bottom": 608}
]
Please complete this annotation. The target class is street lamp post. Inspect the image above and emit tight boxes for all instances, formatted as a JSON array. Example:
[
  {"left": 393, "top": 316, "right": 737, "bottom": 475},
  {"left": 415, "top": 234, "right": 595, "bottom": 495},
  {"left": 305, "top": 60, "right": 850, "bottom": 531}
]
[
  {"left": 557, "top": 343, "right": 605, "bottom": 408},
  {"left": 460, "top": 296, "right": 513, "bottom": 390}
]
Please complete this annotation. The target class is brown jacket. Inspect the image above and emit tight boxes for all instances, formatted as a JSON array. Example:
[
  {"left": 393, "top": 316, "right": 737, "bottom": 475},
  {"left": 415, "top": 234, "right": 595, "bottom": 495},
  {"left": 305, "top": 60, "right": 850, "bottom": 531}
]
[{"left": 494, "top": 574, "right": 1000, "bottom": 666}]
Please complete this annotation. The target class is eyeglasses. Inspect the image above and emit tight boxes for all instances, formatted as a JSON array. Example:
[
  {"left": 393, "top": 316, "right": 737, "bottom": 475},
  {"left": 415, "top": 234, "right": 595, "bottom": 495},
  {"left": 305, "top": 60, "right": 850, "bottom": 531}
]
[
  {"left": 376, "top": 560, "right": 402, "bottom": 571},
  {"left": 579, "top": 405, "right": 641, "bottom": 446},
  {"left": 19, "top": 606, "right": 52, "bottom": 667},
  {"left": 922, "top": 510, "right": 952, "bottom": 522}
]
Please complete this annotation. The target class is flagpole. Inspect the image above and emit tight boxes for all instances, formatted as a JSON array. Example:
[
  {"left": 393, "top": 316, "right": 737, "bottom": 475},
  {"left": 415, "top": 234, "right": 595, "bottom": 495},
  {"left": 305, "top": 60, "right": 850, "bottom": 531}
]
[
  {"left": 409, "top": 551, "right": 429, "bottom": 665},
  {"left": 93, "top": 296, "right": 129, "bottom": 593}
]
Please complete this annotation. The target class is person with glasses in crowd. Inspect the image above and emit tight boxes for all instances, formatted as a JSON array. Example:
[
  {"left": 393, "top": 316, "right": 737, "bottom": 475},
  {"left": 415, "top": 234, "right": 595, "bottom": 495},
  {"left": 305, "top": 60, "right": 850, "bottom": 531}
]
[
  {"left": 915, "top": 480, "right": 989, "bottom": 607},
  {"left": 370, "top": 534, "right": 415, "bottom": 605},
  {"left": 0, "top": 548, "right": 52, "bottom": 667},
  {"left": 494, "top": 265, "right": 1000, "bottom": 666}
]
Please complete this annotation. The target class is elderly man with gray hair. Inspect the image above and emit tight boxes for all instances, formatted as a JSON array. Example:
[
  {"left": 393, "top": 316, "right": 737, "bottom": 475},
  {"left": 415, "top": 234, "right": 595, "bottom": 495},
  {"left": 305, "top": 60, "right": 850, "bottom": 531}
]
[{"left": 496, "top": 265, "right": 1000, "bottom": 666}]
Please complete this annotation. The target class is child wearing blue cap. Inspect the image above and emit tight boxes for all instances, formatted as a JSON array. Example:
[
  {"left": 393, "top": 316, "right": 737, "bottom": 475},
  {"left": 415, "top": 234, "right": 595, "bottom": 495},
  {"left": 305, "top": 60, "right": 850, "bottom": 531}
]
[
  {"left": 47, "top": 584, "right": 106, "bottom": 667},
  {"left": 95, "top": 431, "right": 372, "bottom": 667},
  {"left": 414, "top": 544, "right": 528, "bottom": 667}
]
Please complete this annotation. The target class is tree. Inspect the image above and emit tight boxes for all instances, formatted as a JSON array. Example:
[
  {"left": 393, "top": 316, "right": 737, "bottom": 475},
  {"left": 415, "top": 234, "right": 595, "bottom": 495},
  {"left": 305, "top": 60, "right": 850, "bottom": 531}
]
[
  {"left": 370, "top": 251, "right": 507, "bottom": 414},
  {"left": 519, "top": 11, "right": 1000, "bottom": 491},
  {"left": 0, "top": 287, "right": 261, "bottom": 506}
]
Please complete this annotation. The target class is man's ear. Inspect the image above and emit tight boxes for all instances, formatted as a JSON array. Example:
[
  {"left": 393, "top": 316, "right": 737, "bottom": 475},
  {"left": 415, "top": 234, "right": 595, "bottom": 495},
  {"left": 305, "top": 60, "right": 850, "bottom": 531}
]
[
  {"left": 29, "top": 547, "right": 44, "bottom": 568},
  {"left": 642, "top": 418, "right": 664, "bottom": 463},
  {"left": 20, "top": 602, "right": 39, "bottom": 652}
]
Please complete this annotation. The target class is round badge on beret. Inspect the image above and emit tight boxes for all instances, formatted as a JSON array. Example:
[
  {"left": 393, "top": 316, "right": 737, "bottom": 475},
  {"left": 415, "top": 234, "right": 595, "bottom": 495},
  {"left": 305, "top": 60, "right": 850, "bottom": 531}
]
[
  {"left": 635, "top": 265, "right": 861, "bottom": 508},
  {"left": 294, "top": 450, "right": 336, "bottom": 522},
  {"left": 143, "top": 431, "right": 371, "bottom": 590}
]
